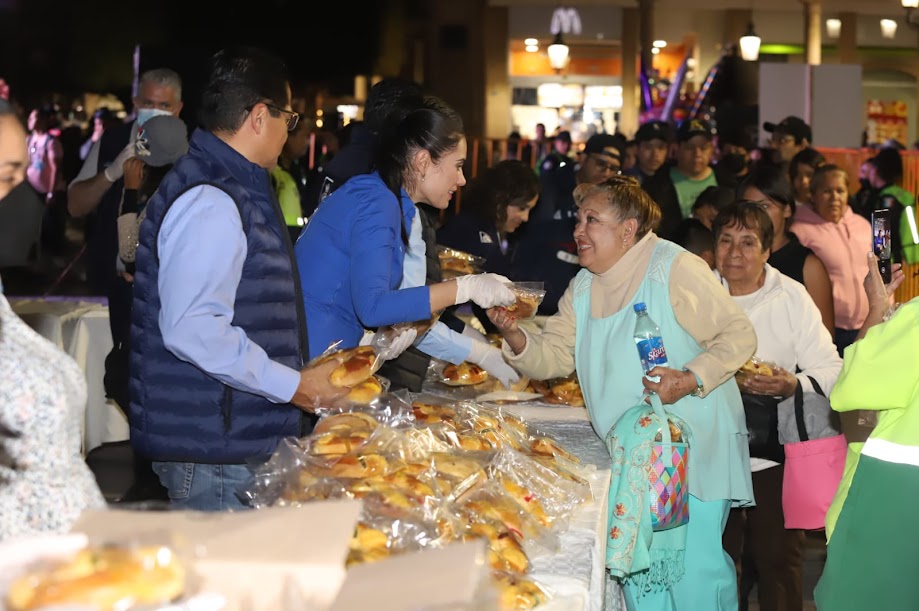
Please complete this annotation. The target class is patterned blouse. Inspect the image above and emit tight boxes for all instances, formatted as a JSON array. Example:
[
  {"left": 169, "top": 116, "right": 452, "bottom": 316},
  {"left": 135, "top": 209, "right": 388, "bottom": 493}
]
[{"left": 0, "top": 294, "right": 106, "bottom": 540}]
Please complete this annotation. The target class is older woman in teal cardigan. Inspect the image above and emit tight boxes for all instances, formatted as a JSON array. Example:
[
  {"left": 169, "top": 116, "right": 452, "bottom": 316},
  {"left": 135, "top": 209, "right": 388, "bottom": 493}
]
[{"left": 489, "top": 175, "right": 756, "bottom": 611}]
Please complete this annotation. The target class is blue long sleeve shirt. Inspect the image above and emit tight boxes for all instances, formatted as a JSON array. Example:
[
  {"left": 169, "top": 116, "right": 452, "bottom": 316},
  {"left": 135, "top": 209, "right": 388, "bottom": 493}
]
[
  {"left": 400, "top": 208, "right": 474, "bottom": 365},
  {"left": 295, "top": 173, "right": 432, "bottom": 358},
  {"left": 156, "top": 185, "right": 301, "bottom": 404}
]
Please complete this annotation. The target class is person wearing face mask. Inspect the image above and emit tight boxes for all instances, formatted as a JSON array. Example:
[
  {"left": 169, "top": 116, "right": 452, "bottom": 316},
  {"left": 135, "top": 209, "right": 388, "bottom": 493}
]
[
  {"left": 0, "top": 101, "right": 106, "bottom": 539},
  {"left": 643, "top": 119, "right": 721, "bottom": 241},
  {"left": 295, "top": 96, "right": 516, "bottom": 377},
  {"left": 488, "top": 175, "right": 756, "bottom": 611},
  {"left": 0, "top": 103, "right": 43, "bottom": 271},
  {"left": 790, "top": 165, "right": 872, "bottom": 356},
  {"left": 69, "top": 68, "right": 185, "bottom": 297},
  {"left": 66, "top": 69, "right": 184, "bottom": 503},
  {"left": 437, "top": 159, "right": 541, "bottom": 333}
]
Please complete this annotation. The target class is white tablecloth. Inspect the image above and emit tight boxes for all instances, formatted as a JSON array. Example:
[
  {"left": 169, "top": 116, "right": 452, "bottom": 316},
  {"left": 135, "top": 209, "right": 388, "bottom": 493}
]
[{"left": 9, "top": 298, "right": 130, "bottom": 454}]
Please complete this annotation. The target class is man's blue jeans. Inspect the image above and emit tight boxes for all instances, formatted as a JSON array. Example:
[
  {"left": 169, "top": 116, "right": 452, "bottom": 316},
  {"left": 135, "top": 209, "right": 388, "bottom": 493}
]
[{"left": 152, "top": 462, "right": 252, "bottom": 511}]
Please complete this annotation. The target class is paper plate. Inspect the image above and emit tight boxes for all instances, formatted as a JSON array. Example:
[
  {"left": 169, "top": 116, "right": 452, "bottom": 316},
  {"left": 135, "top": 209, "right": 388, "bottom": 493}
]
[{"left": 475, "top": 390, "right": 544, "bottom": 403}]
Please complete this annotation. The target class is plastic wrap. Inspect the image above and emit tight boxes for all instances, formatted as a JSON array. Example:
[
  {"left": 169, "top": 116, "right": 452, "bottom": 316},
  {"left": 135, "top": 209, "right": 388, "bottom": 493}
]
[
  {"left": 488, "top": 447, "right": 591, "bottom": 530},
  {"left": 345, "top": 498, "right": 448, "bottom": 568},
  {"left": 501, "top": 282, "right": 546, "bottom": 320},
  {"left": 4, "top": 537, "right": 191, "bottom": 611},
  {"left": 734, "top": 356, "right": 781, "bottom": 389},
  {"left": 531, "top": 374, "right": 585, "bottom": 408},
  {"left": 440, "top": 362, "right": 491, "bottom": 387},
  {"left": 437, "top": 245, "right": 486, "bottom": 279},
  {"left": 452, "top": 479, "right": 557, "bottom": 553}
]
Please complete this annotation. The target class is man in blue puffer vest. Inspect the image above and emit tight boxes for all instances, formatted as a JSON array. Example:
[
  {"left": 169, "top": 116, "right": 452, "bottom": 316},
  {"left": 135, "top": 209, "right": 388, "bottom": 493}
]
[{"left": 129, "top": 47, "right": 347, "bottom": 511}]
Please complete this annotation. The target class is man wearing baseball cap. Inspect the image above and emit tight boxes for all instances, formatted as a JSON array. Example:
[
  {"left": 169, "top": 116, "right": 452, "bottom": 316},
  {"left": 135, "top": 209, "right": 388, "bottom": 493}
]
[
  {"left": 764, "top": 116, "right": 811, "bottom": 164},
  {"left": 627, "top": 120, "right": 674, "bottom": 185},
  {"left": 517, "top": 133, "right": 624, "bottom": 314},
  {"left": 643, "top": 118, "right": 720, "bottom": 240}
]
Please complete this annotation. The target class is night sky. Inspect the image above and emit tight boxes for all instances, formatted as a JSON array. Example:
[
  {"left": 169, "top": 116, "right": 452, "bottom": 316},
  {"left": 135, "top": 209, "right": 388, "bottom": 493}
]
[{"left": 0, "top": 0, "right": 386, "bottom": 107}]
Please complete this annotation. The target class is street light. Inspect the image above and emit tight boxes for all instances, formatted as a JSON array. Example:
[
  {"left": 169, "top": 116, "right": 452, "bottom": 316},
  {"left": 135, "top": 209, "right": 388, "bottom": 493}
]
[
  {"left": 547, "top": 32, "right": 570, "bottom": 71},
  {"left": 739, "top": 22, "right": 762, "bottom": 61},
  {"left": 904, "top": 0, "right": 919, "bottom": 30}
]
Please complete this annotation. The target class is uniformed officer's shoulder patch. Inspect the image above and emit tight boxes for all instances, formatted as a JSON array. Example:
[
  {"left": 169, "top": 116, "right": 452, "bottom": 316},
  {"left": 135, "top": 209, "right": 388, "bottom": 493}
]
[
  {"left": 542, "top": 159, "right": 554, "bottom": 172},
  {"left": 479, "top": 231, "right": 493, "bottom": 244}
]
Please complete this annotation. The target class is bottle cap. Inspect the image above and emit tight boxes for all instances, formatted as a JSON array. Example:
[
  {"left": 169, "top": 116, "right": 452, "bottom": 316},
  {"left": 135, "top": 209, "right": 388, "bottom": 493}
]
[{"left": 634, "top": 302, "right": 647, "bottom": 313}]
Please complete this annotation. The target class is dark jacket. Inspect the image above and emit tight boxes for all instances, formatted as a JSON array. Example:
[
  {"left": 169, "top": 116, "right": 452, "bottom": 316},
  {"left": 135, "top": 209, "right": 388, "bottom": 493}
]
[
  {"left": 302, "top": 123, "right": 375, "bottom": 217},
  {"left": 642, "top": 164, "right": 718, "bottom": 241},
  {"left": 88, "top": 121, "right": 133, "bottom": 297},
  {"left": 129, "top": 129, "right": 307, "bottom": 464}
]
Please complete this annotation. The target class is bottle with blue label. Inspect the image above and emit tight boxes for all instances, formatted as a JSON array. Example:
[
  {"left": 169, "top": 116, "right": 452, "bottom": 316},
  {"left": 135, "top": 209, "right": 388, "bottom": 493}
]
[{"left": 633, "top": 302, "right": 668, "bottom": 378}]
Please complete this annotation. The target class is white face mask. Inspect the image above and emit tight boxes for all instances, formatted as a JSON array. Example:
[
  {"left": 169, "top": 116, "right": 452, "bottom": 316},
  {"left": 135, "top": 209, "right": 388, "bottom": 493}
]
[{"left": 136, "top": 108, "right": 172, "bottom": 126}]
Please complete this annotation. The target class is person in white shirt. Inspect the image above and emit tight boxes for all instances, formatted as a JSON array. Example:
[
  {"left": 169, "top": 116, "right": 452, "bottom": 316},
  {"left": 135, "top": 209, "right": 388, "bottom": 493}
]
[{"left": 714, "top": 200, "right": 842, "bottom": 611}]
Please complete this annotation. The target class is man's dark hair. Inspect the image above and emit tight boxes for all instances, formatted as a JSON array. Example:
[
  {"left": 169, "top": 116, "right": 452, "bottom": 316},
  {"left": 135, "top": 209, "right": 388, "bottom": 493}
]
[
  {"left": 870, "top": 147, "right": 904, "bottom": 186},
  {"left": 672, "top": 218, "right": 715, "bottom": 258},
  {"left": 364, "top": 78, "right": 424, "bottom": 134},
  {"left": 738, "top": 163, "right": 796, "bottom": 213},
  {"left": 199, "top": 46, "right": 290, "bottom": 135},
  {"left": 789, "top": 147, "right": 826, "bottom": 182}
]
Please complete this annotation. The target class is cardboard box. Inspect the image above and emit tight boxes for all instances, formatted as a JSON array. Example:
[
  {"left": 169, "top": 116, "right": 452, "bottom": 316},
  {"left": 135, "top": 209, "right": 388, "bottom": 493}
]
[
  {"left": 329, "top": 541, "right": 491, "bottom": 611},
  {"left": 72, "top": 501, "right": 362, "bottom": 611}
]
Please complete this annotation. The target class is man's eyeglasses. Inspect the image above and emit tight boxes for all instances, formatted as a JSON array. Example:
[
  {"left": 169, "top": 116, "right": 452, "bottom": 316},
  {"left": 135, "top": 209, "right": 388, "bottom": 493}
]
[
  {"left": 590, "top": 155, "right": 621, "bottom": 174},
  {"left": 247, "top": 101, "right": 300, "bottom": 132}
]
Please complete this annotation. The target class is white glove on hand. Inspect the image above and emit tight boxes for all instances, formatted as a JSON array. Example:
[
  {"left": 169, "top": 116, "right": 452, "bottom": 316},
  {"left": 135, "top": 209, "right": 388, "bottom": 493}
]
[
  {"left": 454, "top": 273, "right": 516, "bottom": 309},
  {"left": 467, "top": 340, "right": 520, "bottom": 389},
  {"left": 378, "top": 328, "right": 417, "bottom": 361},
  {"left": 461, "top": 323, "right": 489, "bottom": 343},
  {"left": 103, "top": 144, "right": 136, "bottom": 182},
  {"left": 359, "top": 330, "right": 375, "bottom": 347}
]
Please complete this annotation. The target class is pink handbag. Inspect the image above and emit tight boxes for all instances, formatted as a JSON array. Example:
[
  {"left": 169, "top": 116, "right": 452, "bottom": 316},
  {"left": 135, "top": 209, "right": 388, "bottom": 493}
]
[{"left": 781, "top": 378, "right": 847, "bottom": 530}]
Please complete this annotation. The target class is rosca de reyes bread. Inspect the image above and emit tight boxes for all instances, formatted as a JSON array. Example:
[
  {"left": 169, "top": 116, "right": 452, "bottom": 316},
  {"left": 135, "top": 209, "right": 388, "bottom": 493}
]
[
  {"left": 504, "top": 292, "right": 540, "bottom": 319},
  {"left": 346, "top": 376, "right": 384, "bottom": 404},
  {"left": 6, "top": 546, "right": 185, "bottom": 611},
  {"left": 739, "top": 358, "right": 774, "bottom": 377},
  {"left": 329, "top": 346, "right": 377, "bottom": 388},
  {"left": 442, "top": 362, "right": 489, "bottom": 386}
]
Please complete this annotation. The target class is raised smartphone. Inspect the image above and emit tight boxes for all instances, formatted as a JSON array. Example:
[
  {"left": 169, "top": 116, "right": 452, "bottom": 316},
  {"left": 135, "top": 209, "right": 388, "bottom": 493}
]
[{"left": 871, "top": 208, "right": 892, "bottom": 283}]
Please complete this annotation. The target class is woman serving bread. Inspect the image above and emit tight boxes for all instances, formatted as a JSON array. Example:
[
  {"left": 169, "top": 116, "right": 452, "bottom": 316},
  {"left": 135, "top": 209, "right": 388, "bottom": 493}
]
[{"left": 295, "top": 96, "right": 517, "bottom": 375}]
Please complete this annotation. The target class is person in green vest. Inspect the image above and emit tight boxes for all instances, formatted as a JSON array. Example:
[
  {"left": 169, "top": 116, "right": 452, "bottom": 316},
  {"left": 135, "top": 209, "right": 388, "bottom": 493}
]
[
  {"left": 866, "top": 147, "right": 918, "bottom": 263},
  {"left": 270, "top": 117, "right": 310, "bottom": 241},
  {"left": 814, "top": 253, "right": 912, "bottom": 611}
]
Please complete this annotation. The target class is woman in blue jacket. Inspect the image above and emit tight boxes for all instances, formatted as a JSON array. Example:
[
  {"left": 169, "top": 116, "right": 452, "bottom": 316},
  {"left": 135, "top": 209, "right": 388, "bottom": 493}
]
[{"left": 295, "top": 96, "right": 515, "bottom": 358}]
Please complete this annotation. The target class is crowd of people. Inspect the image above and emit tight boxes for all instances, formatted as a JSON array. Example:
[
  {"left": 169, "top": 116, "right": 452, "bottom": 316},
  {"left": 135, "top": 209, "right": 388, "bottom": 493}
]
[{"left": 0, "top": 44, "right": 917, "bottom": 611}]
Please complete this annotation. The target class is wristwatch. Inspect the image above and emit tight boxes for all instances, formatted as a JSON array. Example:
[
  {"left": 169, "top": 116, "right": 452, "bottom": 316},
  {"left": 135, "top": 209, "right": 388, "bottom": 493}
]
[{"left": 684, "top": 368, "right": 704, "bottom": 397}]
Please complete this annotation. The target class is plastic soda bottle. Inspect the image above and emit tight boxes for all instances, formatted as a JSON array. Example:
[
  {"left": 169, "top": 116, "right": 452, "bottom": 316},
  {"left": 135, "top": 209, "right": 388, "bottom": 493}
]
[{"left": 633, "top": 302, "right": 668, "bottom": 379}]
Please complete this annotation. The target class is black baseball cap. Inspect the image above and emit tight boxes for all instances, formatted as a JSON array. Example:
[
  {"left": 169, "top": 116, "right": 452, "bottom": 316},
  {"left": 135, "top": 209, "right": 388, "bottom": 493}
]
[
  {"left": 554, "top": 130, "right": 572, "bottom": 144},
  {"left": 763, "top": 116, "right": 812, "bottom": 143},
  {"left": 676, "top": 118, "right": 714, "bottom": 143},
  {"left": 635, "top": 120, "right": 675, "bottom": 144},
  {"left": 583, "top": 133, "right": 623, "bottom": 163}
]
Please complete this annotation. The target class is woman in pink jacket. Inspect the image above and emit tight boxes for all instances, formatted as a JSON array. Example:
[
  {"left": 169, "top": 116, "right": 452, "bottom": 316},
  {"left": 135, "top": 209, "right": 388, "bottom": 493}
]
[{"left": 790, "top": 164, "right": 872, "bottom": 356}]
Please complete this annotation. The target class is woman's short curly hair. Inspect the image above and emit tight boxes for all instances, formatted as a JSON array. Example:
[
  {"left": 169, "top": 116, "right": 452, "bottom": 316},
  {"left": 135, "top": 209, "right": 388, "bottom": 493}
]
[{"left": 573, "top": 175, "right": 661, "bottom": 239}]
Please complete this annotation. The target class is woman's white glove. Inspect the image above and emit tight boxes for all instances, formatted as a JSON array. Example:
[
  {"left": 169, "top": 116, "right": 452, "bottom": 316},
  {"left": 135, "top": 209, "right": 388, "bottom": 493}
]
[
  {"left": 454, "top": 273, "right": 516, "bottom": 309},
  {"left": 467, "top": 340, "right": 520, "bottom": 389},
  {"left": 461, "top": 323, "right": 489, "bottom": 343},
  {"left": 103, "top": 143, "right": 136, "bottom": 182},
  {"left": 378, "top": 328, "right": 418, "bottom": 361}
]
